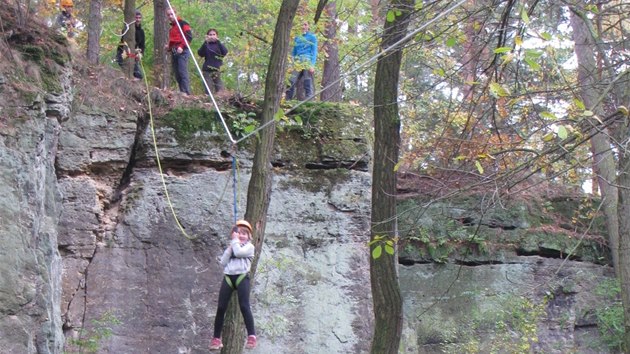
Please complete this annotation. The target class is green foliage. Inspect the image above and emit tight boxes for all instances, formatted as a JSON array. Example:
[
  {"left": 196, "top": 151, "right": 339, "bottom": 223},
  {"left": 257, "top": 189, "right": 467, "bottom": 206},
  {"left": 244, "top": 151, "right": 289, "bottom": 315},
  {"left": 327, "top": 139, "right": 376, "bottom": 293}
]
[
  {"left": 231, "top": 111, "right": 258, "bottom": 138},
  {"left": 67, "top": 311, "right": 121, "bottom": 353},
  {"left": 19, "top": 45, "right": 45, "bottom": 62},
  {"left": 401, "top": 217, "right": 486, "bottom": 263},
  {"left": 368, "top": 234, "right": 397, "bottom": 259},
  {"left": 594, "top": 279, "right": 626, "bottom": 352},
  {"left": 76, "top": 0, "right": 379, "bottom": 99}
]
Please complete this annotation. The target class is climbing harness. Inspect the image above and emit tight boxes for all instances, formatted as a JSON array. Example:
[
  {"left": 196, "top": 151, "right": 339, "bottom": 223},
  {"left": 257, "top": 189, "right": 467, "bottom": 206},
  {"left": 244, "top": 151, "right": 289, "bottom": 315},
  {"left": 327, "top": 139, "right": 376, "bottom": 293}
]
[{"left": 225, "top": 273, "right": 249, "bottom": 290}]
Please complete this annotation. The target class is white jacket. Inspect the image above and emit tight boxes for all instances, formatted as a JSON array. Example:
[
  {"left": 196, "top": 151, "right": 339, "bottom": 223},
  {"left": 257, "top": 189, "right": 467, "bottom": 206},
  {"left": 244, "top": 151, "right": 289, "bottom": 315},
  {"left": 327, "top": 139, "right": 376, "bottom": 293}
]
[{"left": 220, "top": 239, "right": 255, "bottom": 275}]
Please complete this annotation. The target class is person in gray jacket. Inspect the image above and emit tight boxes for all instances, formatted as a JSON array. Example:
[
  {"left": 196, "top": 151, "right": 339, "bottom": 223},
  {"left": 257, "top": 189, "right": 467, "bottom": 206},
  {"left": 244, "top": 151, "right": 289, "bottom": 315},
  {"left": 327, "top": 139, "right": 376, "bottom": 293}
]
[{"left": 209, "top": 220, "right": 257, "bottom": 350}]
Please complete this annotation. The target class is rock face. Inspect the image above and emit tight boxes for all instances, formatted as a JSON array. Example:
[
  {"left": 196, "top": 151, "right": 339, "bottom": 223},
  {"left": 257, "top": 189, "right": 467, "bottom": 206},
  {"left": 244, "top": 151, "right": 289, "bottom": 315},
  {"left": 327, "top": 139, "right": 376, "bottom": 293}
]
[
  {"left": 0, "top": 9, "right": 619, "bottom": 354},
  {"left": 49, "top": 69, "right": 374, "bottom": 353},
  {"left": 0, "top": 67, "right": 67, "bottom": 354}
]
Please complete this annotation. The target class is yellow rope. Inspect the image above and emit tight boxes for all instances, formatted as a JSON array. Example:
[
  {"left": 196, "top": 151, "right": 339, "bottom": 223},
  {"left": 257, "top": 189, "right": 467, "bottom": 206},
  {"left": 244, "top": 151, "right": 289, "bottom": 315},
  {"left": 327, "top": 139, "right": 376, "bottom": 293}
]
[{"left": 139, "top": 59, "right": 195, "bottom": 240}]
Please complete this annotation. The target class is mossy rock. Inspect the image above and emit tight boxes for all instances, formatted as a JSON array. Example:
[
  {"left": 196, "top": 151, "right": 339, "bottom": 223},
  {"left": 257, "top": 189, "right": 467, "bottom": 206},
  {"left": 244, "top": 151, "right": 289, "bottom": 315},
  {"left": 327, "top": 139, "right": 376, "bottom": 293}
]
[
  {"left": 397, "top": 193, "right": 610, "bottom": 265},
  {"left": 275, "top": 102, "right": 369, "bottom": 168},
  {"left": 159, "top": 108, "right": 223, "bottom": 141}
]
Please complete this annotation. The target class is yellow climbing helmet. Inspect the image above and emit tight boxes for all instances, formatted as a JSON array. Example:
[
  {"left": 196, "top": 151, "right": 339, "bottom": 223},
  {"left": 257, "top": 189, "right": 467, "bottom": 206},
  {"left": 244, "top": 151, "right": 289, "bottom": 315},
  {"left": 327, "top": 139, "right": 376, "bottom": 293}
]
[
  {"left": 60, "top": 0, "right": 73, "bottom": 7},
  {"left": 235, "top": 220, "right": 253, "bottom": 234}
]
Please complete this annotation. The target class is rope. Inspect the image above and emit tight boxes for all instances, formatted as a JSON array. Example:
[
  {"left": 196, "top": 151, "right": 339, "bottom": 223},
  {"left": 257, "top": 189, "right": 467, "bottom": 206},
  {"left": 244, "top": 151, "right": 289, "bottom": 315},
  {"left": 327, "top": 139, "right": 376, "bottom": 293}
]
[
  {"left": 112, "top": 19, "right": 138, "bottom": 38},
  {"left": 139, "top": 57, "right": 196, "bottom": 240},
  {"left": 163, "top": 1, "right": 244, "bottom": 224},
  {"left": 134, "top": 0, "right": 468, "bottom": 236},
  {"left": 161, "top": 0, "right": 467, "bottom": 146},
  {"left": 164, "top": 0, "right": 235, "bottom": 144},
  {"left": 232, "top": 0, "right": 468, "bottom": 145}
]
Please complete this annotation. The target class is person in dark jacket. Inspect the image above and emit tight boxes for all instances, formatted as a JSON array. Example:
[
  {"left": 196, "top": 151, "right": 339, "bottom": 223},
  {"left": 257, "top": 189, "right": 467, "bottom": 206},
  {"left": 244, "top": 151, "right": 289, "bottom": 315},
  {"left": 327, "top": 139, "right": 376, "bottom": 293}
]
[
  {"left": 197, "top": 29, "right": 228, "bottom": 95},
  {"left": 56, "top": 0, "right": 77, "bottom": 38},
  {"left": 164, "top": 7, "right": 193, "bottom": 95},
  {"left": 116, "top": 10, "right": 146, "bottom": 80}
]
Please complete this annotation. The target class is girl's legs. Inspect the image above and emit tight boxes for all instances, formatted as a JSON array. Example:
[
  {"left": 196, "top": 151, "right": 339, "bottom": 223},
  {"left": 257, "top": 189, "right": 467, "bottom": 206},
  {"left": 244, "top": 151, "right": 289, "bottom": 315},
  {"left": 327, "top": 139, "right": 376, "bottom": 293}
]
[
  {"left": 202, "top": 70, "right": 214, "bottom": 94},
  {"left": 211, "top": 71, "right": 224, "bottom": 93},
  {"left": 213, "top": 277, "right": 234, "bottom": 338},
  {"left": 236, "top": 276, "right": 256, "bottom": 336}
]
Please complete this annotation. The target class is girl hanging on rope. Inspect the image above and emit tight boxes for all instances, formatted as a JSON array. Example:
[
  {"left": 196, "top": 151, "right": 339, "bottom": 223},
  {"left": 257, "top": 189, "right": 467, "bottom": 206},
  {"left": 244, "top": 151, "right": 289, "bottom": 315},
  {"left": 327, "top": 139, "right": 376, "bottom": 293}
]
[{"left": 209, "top": 220, "right": 257, "bottom": 350}]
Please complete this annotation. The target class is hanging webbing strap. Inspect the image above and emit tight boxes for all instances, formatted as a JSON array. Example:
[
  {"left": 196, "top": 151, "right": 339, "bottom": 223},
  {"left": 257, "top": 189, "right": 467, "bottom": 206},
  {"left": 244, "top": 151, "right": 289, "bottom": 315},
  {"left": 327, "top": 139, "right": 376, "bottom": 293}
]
[
  {"left": 225, "top": 273, "right": 248, "bottom": 290},
  {"left": 231, "top": 155, "right": 238, "bottom": 224}
]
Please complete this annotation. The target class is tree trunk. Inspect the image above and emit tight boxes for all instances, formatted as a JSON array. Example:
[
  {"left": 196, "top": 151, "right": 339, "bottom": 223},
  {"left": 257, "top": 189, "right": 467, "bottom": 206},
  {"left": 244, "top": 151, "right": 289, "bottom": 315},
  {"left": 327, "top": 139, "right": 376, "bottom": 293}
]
[
  {"left": 85, "top": 0, "right": 102, "bottom": 64},
  {"left": 153, "top": 0, "right": 170, "bottom": 88},
  {"left": 320, "top": 1, "right": 342, "bottom": 102},
  {"left": 617, "top": 130, "right": 630, "bottom": 352},
  {"left": 370, "top": 1, "right": 413, "bottom": 353},
  {"left": 461, "top": 0, "right": 483, "bottom": 101},
  {"left": 121, "top": 0, "right": 136, "bottom": 78},
  {"left": 569, "top": 9, "right": 620, "bottom": 274},
  {"left": 571, "top": 7, "right": 630, "bottom": 350},
  {"left": 219, "top": 1, "right": 300, "bottom": 353}
]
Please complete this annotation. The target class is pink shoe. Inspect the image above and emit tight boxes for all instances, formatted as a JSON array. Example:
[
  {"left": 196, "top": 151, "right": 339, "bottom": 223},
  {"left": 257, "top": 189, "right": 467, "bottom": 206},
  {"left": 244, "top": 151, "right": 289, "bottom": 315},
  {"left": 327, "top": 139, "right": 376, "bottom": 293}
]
[
  {"left": 209, "top": 337, "right": 223, "bottom": 350},
  {"left": 246, "top": 335, "right": 257, "bottom": 349}
]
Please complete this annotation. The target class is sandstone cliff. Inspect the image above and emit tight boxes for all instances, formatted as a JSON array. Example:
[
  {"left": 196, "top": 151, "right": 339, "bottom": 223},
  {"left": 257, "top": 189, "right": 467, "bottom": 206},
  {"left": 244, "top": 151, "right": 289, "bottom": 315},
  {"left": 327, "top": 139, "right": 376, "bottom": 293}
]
[{"left": 0, "top": 5, "right": 618, "bottom": 354}]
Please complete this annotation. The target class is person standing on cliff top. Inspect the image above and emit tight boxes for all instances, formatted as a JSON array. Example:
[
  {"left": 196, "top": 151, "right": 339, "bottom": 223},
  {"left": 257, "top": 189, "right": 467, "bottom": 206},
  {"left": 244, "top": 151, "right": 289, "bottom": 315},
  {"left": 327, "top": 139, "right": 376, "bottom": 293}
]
[
  {"left": 197, "top": 28, "right": 228, "bottom": 95},
  {"left": 164, "top": 7, "right": 192, "bottom": 95},
  {"left": 286, "top": 21, "right": 318, "bottom": 101}
]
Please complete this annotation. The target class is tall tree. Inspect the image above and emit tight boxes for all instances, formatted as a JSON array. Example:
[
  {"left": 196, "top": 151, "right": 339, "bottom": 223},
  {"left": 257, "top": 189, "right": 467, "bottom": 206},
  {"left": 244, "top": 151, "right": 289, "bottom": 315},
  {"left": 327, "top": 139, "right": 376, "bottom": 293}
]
[
  {"left": 569, "top": 7, "right": 620, "bottom": 273},
  {"left": 219, "top": 1, "right": 300, "bottom": 353},
  {"left": 570, "top": 4, "right": 630, "bottom": 350},
  {"left": 85, "top": 0, "right": 103, "bottom": 64},
  {"left": 153, "top": 0, "right": 170, "bottom": 88},
  {"left": 319, "top": 1, "right": 342, "bottom": 102},
  {"left": 616, "top": 104, "right": 630, "bottom": 351},
  {"left": 121, "top": 0, "right": 136, "bottom": 78},
  {"left": 570, "top": 1, "right": 630, "bottom": 350},
  {"left": 370, "top": 0, "right": 413, "bottom": 353}
]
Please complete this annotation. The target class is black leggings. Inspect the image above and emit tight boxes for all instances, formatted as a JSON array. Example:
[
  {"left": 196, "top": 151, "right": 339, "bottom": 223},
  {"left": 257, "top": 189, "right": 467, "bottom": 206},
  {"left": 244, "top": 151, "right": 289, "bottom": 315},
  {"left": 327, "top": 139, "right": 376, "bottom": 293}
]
[{"left": 213, "top": 274, "right": 256, "bottom": 338}]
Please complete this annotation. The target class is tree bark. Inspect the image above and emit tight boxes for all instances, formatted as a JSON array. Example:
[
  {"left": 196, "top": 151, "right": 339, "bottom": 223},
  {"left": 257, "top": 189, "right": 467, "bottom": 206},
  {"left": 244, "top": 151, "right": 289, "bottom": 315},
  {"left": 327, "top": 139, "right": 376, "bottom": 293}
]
[
  {"left": 370, "top": 0, "right": 413, "bottom": 353},
  {"left": 571, "top": 7, "right": 630, "bottom": 350},
  {"left": 617, "top": 125, "right": 630, "bottom": 351},
  {"left": 85, "top": 0, "right": 103, "bottom": 64},
  {"left": 121, "top": 0, "right": 136, "bottom": 78},
  {"left": 461, "top": 0, "right": 484, "bottom": 101},
  {"left": 319, "top": 1, "right": 342, "bottom": 102},
  {"left": 153, "top": 0, "right": 170, "bottom": 88},
  {"left": 569, "top": 8, "right": 620, "bottom": 274},
  {"left": 219, "top": 1, "right": 300, "bottom": 353}
]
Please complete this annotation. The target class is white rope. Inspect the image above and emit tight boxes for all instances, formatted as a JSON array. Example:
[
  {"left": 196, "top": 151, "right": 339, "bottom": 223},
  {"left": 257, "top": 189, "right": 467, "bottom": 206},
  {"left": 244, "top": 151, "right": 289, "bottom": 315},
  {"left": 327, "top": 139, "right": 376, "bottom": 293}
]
[
  {"left": 161, "top": 0, "right": 467, "bottom": 145},
  {"left": 233, "top": 0, "right": 468, "bottom": 144},
  {"left": 165, "top": 0, "right": 236, "bottom": 144}
]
